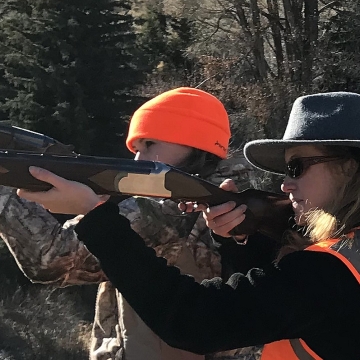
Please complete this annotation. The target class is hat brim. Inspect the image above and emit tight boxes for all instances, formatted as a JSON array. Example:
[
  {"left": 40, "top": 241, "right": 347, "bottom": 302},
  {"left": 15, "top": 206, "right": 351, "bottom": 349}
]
[{"left": 244, "top": 139, "right": 360, "bottom": 175}]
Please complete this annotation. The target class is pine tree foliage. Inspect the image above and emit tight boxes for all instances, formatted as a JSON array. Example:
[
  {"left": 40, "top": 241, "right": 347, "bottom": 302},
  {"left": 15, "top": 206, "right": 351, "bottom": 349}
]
[
  {"left": 0, "top": 0, "right": 144, "bottom": 156},
  {"left": 136, "top": 0, "right": 195, "bottom": 74},
  {"left": 316, "top": 1, "right": 360, "bottom": 92}
]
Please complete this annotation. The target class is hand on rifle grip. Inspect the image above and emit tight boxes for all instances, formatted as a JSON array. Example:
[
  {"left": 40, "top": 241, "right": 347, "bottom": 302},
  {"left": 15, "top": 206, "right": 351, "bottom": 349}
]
[
  {"left": 178, "top": 178, "right": 238, "bottom": 213},
  {"left": 179, "top": 179, "right": 249, "bottom": 239}
]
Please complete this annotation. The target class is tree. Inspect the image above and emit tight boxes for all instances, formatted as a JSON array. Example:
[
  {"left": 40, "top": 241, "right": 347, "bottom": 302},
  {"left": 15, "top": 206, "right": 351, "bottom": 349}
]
[
  {"left": 316, "top": 1, "right": 360, "bottom": 93},
  {"left": 163, "top": 1, "right": 358, "bottom": 141},
  {"left": 0, "top": 0, "right": 145, "bottom": 156},
  {"left": 174, "top": 0, "right": 340, "bottom": 88},
  {"left": 136, "top": 0, "right": 196, "bottom": 76}
]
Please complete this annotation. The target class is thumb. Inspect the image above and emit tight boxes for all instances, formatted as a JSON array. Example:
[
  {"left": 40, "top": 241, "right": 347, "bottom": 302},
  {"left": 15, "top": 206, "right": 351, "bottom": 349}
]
[
  {"left": 98, "top": 194, "right": 110, "bottom": 202},
  {"left": 29, "top": 166, "right": 66, "bottom": 188},
  {"left": 219, "top": 178, "right": 239, "bottom": 193}
]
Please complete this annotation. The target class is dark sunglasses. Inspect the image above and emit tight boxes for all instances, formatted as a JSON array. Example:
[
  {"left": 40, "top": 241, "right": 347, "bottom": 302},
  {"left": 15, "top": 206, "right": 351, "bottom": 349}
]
[{"left": 285, "top": 156, "right": 343, "bottom": 178}]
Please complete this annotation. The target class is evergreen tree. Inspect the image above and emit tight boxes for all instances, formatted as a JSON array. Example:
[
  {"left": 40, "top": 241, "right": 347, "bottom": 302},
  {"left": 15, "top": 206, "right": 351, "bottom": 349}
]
[
  {"left": 136, "top": 1, "right": 195, "bottom": 75},
  {"left": 0, "top": 0, "right": 145, "bottom": 156},
  {"left": 316, "top": 2, "right": 360, "bottom": 93}
]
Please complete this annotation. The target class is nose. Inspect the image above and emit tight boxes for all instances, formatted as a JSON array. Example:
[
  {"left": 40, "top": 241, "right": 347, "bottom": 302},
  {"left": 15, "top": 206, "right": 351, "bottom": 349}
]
[{"left": 281, "top": 176, "right": 296, "bottom": 194}]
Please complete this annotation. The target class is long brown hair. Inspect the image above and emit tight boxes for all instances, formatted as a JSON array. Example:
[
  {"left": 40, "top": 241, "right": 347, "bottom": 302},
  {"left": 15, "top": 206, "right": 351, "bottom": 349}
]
[{"left": 278, "top": 145, "right": 360, "bottom": 260}]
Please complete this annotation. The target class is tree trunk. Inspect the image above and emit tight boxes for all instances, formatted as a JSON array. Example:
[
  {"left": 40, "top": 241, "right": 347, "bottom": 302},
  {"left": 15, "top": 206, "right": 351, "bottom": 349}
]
[
  {"left": 303, "top": 0, "right": 318, "bottom": 88},
  {"left": 249, "top": 0, "right": 268, "bottom": 80},
  {"left": 266, "top": 0, "right": 284, "bottom": 78},
  {"left": 282, "top": 0, "right": 303, "bottom": 82}
]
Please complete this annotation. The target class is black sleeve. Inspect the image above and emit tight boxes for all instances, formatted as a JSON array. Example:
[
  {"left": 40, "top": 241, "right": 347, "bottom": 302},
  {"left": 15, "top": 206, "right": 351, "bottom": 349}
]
[
  {"left": 213, "top": 232, "right": 280, "bottom": 281},
  {"left": 75, "top": 202, "right": 360, "bottom": 355}
]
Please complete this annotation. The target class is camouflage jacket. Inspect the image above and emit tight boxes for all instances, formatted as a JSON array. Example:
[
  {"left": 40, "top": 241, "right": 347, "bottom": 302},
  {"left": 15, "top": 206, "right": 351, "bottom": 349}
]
[{"left": 0, "top": 151, "right": 263, "bottom": 360}]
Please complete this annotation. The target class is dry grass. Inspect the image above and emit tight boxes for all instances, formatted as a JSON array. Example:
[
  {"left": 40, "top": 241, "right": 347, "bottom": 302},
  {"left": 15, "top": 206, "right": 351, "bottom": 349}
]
[{"left": 0, "top": 248, "right": 96, "bottom": 359}]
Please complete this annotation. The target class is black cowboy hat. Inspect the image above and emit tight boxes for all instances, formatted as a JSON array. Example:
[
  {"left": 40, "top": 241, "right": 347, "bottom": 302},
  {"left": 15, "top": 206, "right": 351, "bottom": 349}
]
[{"left": 244, "top": 92, "right": 360, "bottom": 175}]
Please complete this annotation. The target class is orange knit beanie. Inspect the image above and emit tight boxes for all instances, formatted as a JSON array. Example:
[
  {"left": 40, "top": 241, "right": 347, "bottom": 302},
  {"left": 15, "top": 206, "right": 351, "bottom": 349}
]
[{"left": 126, "top": 87, "right": 230, "bottom": 159}]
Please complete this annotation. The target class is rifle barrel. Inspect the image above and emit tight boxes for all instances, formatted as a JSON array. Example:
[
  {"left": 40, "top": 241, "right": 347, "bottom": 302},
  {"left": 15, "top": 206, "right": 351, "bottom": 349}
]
[{"left": 0, "top": 124, "right": 75, "bottom": 154}]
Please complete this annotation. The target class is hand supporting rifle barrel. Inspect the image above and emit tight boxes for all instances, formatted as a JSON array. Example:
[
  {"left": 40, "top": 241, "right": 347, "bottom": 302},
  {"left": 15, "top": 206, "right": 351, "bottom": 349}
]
[
  {"left": 0, "top": 124, "right": 293, "bottom": 241},
  {"left": 0, "top": 123, "right": 129, "bottom": 206}
]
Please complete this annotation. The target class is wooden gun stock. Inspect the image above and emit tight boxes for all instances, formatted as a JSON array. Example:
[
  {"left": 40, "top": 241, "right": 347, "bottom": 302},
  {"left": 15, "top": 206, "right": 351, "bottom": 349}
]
[
  {"left": 0, "top": 151, "right": 293, "bottom": 241},
  {"left": 164, "top": 170, "right": 293, "bottom": 241}
]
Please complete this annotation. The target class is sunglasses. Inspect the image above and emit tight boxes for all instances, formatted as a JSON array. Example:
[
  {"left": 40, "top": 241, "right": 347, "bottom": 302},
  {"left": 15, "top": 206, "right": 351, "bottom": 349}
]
[{"left": 285, "top": 156, "right": 343, "bottom": 178}]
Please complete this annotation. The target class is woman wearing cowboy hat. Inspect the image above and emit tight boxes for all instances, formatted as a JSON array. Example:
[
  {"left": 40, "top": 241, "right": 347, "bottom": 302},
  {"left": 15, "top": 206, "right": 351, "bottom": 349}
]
[{"left": 16, "top": 91, "right": 360, "bottom": 359}]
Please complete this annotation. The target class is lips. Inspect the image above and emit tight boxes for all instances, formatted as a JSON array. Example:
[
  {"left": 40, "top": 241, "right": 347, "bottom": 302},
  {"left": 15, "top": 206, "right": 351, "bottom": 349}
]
[
  {"left": 290, "top": 197, "right": 303, "bottom": 209},
  {"left": 292, "top": 201, "right": 301, "bottom": 209}
]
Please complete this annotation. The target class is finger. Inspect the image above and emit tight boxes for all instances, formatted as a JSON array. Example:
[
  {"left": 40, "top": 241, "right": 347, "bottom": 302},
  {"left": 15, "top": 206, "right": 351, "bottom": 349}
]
[
  {"left": 203, "top": 201, "right": 238, "bottom": 221},
  {"left": 15, "top": 189, "right": 47, "bottom": 209},
  {"left": 219, "top": 179, "right": 239, "bottom": 193},
  {"left": 207, "top": 205, "right": 247, "bottom": 229},
  {"left": 203, "top": 204, "right": 247, "bottom": 237},
  {"left": 29, "top": 166, "right": 67, "bottom": 188},
  {"left": 98, "top": 194, "right": 111, "bottom": 202},
  {"left": 178, "top": 202, "right": 207, "bottom": 213},
  {"left": 17, "top": 188, "right": 54, "bottom": 204},
  {"left": 178, "top": 202, "right": 194, "bottom": 212},
  {"left": 233, "top": 234, "right": 248, "bottom": 242},
  {"left": 212, "top": 213, "right": 246, "bottom": 237}
]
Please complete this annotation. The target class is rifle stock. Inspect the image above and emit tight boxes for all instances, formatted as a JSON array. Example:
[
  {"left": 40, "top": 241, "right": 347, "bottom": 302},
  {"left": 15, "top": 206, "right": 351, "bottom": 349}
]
[{"left": 0, "top": 150, "right": 293, "bottom": 241}]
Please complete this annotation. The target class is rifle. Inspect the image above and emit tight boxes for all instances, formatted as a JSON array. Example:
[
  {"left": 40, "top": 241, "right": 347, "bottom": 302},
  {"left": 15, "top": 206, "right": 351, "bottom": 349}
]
[
  {"left": 0, "top": 123, "right": 76, "bottom": 155},
  {"left": 0, "top": 125, "right": 293, "bottom": 241}
]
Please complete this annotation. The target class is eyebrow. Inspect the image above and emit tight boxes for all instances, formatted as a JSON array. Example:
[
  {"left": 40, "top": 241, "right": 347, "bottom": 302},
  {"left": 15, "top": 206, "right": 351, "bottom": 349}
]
[
  {"left": 285, "top": 154, "right": 299, "bottom": 162},
  {"left": 132, "top": 138, "right": 145, "bottom": 150},
  {"left": 289, "top": 154, "right": 300, "bottom": 160}
]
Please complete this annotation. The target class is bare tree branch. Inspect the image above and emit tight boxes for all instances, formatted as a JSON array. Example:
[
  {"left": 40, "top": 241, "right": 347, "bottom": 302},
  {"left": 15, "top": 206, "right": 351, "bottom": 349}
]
[
  {"left": 195, "top": 16, "right": 234, "bottom": 35},
  {"left": 319, "top": 1, "right": 341, "bottom": 14}
]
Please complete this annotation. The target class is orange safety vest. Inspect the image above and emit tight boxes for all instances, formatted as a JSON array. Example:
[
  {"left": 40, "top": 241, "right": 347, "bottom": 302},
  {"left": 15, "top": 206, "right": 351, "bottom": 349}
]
[{"left": 261, "top": 230, "right": 360, "bottom": 360}]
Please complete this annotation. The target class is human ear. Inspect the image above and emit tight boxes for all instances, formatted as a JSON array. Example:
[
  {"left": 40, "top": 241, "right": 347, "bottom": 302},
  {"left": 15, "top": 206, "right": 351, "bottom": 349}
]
[{"left": 342, "top": 159, "right": 358, "bottom": 178}]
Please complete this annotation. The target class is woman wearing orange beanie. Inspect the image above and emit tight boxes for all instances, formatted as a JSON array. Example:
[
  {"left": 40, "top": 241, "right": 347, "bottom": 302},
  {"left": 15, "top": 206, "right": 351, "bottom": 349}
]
[{"left": 6, "top": 87, "right": 259, "bottom": 360}]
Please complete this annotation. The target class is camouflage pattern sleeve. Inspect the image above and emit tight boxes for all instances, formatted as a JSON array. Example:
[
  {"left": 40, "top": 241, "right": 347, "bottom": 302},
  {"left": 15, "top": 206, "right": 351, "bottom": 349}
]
[
  {"left": 208, "top": 150, "right": 257, "bottom": 191},
  {"left": 116, "top": 150, "right": 259, "bottom": 281},
  {"left": 0, "top": 186, "right": 106, "bottom": 287},
  {"left": 118, "top": 196, "right": 200, "bottom": 248},
  {"left": 0, "top": 150, "right": 256, "bottom": 289}
]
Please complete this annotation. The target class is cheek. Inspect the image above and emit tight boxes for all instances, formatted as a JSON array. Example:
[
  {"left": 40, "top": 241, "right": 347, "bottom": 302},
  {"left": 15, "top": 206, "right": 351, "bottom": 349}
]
[
  {"left": 162, "top": 147, "right": 192, "bottom": 165},
  {"left": 313, "top": 174, "right": 339, "bottom": 209},
  {"left": 146, "top": 148, "right": 182, "bottom": 164},
  {"left": 296, "top": 173, "right": 328, "bottom": 208},
  {"left": 325, "top": 176, "right": 345, "bottom": 204},
  {"left": 163, "top": 153, "right": 186, "bottom": 166}
]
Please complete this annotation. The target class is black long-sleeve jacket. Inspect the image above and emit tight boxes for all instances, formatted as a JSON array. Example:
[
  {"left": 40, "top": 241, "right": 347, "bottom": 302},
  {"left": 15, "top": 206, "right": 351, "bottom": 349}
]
[{"left": 75, "top": 202, "right": 360, "bottom": 360}]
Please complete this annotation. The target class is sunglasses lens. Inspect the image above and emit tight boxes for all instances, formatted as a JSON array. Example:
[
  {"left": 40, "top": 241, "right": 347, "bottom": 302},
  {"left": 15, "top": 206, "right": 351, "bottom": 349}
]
[{"left": 286, "top": 159, "right": 303, "bottom": 178}]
